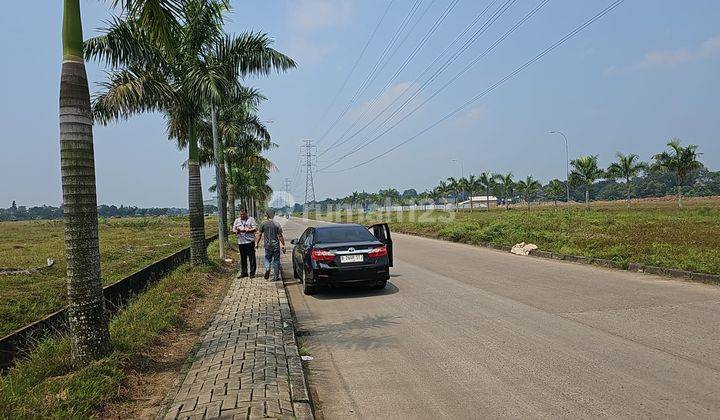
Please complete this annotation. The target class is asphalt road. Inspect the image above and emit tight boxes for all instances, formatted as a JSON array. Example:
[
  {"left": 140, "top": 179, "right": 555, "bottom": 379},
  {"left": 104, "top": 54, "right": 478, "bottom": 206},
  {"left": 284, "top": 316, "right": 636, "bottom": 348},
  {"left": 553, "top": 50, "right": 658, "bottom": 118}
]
[{"left": 280, "top": 217, "right": 720, "bottom": 419}]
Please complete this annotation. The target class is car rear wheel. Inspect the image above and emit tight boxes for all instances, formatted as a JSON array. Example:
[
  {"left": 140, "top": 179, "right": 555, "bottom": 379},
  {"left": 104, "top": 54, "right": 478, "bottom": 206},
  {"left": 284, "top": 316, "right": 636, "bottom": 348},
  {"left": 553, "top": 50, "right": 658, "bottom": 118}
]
[
  {"left": 301, "top": 269, "right": 316, "bottom": 295},
  {"left": 372, "top": 279, "right": 387, "bottom": 290},
  {"left": 292, "top": 258, "right": 300, "bottom": 279}
]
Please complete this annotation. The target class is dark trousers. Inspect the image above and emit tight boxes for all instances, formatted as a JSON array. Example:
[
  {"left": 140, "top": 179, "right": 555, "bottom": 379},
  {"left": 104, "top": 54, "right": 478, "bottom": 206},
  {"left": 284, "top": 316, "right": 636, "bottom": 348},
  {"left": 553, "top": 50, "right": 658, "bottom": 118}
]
[{"left": 238, "top": 242, "right": 256, "bottom": 275}]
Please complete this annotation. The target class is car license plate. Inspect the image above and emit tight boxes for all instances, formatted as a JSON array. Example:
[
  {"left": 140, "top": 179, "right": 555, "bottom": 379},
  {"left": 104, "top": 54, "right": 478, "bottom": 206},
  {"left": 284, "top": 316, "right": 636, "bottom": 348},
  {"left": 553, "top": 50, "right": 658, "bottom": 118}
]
[{"left": 340, "top": 254, "right": 363, "bottom": 263}]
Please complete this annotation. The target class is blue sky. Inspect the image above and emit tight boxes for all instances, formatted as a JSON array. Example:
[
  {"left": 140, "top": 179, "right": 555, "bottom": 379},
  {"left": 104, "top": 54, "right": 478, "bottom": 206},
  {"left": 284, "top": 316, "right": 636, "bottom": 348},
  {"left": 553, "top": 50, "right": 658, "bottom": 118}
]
[{"left": 1, "top": 1, "right": 719, "bottom": 207}]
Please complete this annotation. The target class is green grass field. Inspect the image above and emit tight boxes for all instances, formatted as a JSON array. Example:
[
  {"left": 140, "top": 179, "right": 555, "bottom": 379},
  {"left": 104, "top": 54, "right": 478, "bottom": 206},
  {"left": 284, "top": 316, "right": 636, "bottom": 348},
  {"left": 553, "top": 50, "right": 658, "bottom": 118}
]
[
  {"left": 310, "top": 196, "right": 720, "bottom": 276},
  {"left": 0, "top": 216, "right": 217, "bottom": 337},
  {"left": 0, "top": 240, "right": 228, "bottom": 418}
]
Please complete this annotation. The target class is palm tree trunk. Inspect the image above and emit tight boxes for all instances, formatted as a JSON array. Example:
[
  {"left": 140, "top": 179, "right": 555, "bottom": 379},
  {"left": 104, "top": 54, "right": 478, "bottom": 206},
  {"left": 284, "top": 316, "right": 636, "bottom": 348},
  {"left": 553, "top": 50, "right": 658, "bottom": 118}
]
[
  {"left": 677, "top": 184, "right": 683, "bottom": 209},
  {"left": 210, "top": 106, "right": 226, "bottom": 259},
  {"left": 60, "top": 0, "right": 110, "bottom": 362},
  {"left": 219, "top": 162, "right": 228, "bottom": 234},
  {"left": 188, "top": 121, "right": 208, "bottom": 265},
  {"left": 486, "top": 186, "right": 490, "bottom": 211},
  {"left": 226, "top": 161, "right": 236, "bottom": 225},
  {"left": 585, "top": 188, "right": 590, "bottom": 209},
  {"left": 626, "top": 178, "right": 631, "bottom": 209}
]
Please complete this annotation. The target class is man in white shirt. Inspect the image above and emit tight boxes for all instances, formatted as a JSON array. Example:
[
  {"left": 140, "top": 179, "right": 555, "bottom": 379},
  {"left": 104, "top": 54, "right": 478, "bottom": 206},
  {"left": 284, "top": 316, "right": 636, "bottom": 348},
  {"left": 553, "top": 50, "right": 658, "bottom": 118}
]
[{"left": 231, "top": 208, "right": 257, "bottom": 278}]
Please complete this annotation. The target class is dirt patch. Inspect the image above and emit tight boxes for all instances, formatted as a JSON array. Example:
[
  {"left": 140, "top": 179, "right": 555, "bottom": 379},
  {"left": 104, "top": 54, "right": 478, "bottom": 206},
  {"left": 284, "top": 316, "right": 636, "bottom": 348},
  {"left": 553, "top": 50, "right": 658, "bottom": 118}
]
[{"left": 100, "top": 264, "right": 233, "bottom": 419}]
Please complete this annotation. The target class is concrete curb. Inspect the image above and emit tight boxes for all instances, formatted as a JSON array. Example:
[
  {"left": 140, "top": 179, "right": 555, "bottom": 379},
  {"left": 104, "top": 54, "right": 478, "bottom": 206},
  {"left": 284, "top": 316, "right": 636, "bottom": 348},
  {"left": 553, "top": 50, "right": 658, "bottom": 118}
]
[{"left": 278, "top": 257, "right": 315, "bottom": 420}]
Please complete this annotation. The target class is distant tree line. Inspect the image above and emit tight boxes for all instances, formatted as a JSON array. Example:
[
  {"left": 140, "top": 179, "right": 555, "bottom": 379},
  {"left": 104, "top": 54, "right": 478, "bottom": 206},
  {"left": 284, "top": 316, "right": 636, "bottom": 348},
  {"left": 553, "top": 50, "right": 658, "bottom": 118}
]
[
  {"left": 305, "top": 139, "right": 716, "bottom": 210},
  {"left": 0, "top": 201, "right": 189, "bottom": 221}
]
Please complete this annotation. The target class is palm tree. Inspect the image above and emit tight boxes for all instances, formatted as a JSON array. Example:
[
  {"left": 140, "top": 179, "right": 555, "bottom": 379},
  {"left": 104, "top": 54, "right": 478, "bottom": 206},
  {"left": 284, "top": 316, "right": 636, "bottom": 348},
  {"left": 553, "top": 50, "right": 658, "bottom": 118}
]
[
  {"left": 225, "top": 151, "right": 275, "bottom": 217},
  {"left": 545, "top": 179, "right": 565, "bottom": 207},
  {"left": 428, "top": 187, "right": 442, "bottom": 209},
  {"left": 607, "top": 152, "right": 648, "bottom": 208},
  {"left": 497, "top": 172, "right": 514, "bottom": 210},
  {"left": 88, "top": 0, "right": 294, "bottom": 263},
  {"left": 435, "top": 181, "right": 451, "bottom": 211},
  {"left": 652, "top": 139, "right": 703, "bottom": 209},
  {"left": 199, "top": 32, "right": 295, "bottom": 259},
  {"left": 459, "top": 176, "right": 476, "bottom": 210},
  {"left": 202, "top": 94, "right": 270, "bottom": 227},
  {"left": 59, "top": 0, "right": 181, "bottom": 363},
  {"left": 59, "top": 0, "right": 112, "bottom": 362},
  {"left": 570, "top": 155, "right": 604, "bottom": 208},
  {"left": 478, "top": 172, "right": 495, "bottom": 211},
  {"left": 446, "top": 177, "right": 461, "bottom": 211},
  {"left": 516, "top": 176, "right": 541, "bottom": 209}
]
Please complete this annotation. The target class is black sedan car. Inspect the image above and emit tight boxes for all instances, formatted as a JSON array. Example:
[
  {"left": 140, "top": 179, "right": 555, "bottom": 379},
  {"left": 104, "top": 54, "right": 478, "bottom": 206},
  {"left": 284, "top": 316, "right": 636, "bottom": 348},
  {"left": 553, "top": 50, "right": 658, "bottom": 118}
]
[{"left": 291, "top": 223, "right": 393, "bottom": 295}]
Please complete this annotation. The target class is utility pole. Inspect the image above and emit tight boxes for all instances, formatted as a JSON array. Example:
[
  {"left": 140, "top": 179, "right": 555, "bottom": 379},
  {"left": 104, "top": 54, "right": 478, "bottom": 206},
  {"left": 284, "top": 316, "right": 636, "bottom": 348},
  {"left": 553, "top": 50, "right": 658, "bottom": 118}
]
[{"left": 302, "top": 140, "right": 316, "bottom": 208}]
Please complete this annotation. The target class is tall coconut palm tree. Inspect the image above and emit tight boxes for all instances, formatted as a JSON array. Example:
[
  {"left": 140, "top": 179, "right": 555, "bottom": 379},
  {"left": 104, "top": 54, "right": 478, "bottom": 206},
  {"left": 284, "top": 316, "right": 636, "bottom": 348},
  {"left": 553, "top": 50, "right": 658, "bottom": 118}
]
[
  {"left": 435, "top": 181, "right": 451, "bottom": 211},
  {"left": 446, "top": 177, "right": 461, "bottom": 211},
  {"left": 497, "top": 172, "right": 514, "bottom": 210},
  {"left": 570, "top": 155, "right": 604, "bottom": 208},
  {"left": 516, "top": 176, "right": 541, "bottom": 209},
  {"left": 459, "top": 176, "right": 476, "bottom": 210},
  {"left": 196, "top": 90, "right": 269, "bottom": 234},
  {"left": 195, "top": 31, "right": 295, "bottom": 259},
  {"left": 60, "top": 0, "right": 111, "bottom": 363},
  {"left": 545, "top": 179, "right": 565, "bottom": 207},
  {"left": 478, "top": 172, "right": 495, "bottom": 211},
  {"left": 88, "top": 0, "right": 294, "bottom": 263},
  {"left": 652, "top": 139, "right": 703, "bottom": 209},
  {"left": 607, "top": 152, "right": 648, "bottom": 208},
  {"left": 223, "top": 109, "right": 271, "bottom": 223},
  {"left": 59, "top": 0, "right": 181, "bottom": 363}
]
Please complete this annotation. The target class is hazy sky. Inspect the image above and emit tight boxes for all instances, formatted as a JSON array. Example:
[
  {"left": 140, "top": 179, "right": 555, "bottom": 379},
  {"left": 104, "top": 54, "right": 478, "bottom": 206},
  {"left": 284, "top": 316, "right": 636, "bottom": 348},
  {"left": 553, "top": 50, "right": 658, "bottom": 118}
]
[{"left": 2, "top": 1, "right": 719, "bottom": 207}]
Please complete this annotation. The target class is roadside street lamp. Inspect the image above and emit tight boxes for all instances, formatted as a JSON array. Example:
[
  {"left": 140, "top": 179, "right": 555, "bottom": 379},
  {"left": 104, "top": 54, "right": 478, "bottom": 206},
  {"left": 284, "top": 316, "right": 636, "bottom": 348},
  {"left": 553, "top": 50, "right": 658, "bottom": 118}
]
[{"left": 548, "top": 130, "right": 570, "bottom": 204}]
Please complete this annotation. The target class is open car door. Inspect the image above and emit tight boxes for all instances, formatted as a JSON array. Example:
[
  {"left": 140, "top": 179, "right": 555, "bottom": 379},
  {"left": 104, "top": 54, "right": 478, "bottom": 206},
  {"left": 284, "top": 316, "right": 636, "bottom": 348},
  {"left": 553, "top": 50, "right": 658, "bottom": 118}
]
[{"left": 368, "top": 223, "right": 393, "bottom": 267}]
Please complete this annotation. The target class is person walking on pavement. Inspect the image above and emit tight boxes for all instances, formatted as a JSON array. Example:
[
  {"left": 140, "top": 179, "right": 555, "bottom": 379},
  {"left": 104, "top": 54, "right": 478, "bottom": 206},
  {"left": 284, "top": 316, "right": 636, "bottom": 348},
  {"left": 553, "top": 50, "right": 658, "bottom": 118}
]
[
  {"left": 256, "top": 209, "right": 286, "bottom": 281},
  {"left": 232, "top": 208, "right": 257, "bottom": 278}
]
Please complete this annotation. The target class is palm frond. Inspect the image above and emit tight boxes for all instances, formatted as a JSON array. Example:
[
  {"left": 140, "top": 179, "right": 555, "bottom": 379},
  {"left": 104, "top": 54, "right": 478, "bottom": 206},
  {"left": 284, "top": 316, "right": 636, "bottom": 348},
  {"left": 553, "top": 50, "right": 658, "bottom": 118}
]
[
  {"left": 92, "top": 67, "right": 174, "bottom": 124},
  {"left": 223, "top": 32, "right": 297, "bottom": 76}
]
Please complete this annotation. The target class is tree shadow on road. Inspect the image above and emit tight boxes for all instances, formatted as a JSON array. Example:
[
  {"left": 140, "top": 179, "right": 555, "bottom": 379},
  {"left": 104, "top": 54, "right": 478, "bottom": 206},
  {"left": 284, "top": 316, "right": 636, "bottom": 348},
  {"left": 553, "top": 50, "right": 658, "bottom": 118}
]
[{"left": 298, "top": 314, "right": 402, "bottom": 351}]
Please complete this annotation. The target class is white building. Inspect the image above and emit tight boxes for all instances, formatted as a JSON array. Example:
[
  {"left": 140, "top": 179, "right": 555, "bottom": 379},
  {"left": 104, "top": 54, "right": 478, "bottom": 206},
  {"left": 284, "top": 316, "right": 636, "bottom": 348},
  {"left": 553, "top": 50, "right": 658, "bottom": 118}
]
[{"left": 458, "top": 196, "right": 498, "bottom": 209}]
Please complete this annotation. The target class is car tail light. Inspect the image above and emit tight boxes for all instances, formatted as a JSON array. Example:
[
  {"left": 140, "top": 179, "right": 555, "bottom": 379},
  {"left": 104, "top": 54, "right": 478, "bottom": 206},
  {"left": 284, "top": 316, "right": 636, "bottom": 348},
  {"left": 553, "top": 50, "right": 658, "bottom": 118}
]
[
  {"left": 368, "top": 245, "right": 388, "bottom": 258},
  {"left": 311, "top": 248, "right": 336, "bottom": 262}
]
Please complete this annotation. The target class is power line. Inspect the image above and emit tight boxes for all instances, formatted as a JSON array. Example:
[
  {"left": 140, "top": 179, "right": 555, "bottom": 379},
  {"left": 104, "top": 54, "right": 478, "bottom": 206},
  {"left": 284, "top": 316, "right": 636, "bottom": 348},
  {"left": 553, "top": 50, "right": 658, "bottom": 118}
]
[
  {"left": 312, "top": 1, "right": 394, "bottom": 136},
  {"left": 323, "top": 0, "right": 626, "bottom": 173},
  {"left": 315, "top": 0, "right": 424, "bottom": 146},
  {"left": 289, "top": 142, "right": 304, "bottom": 191},
  {"left": 318, "top": 0, "right": 514, "bottom": 158},
  {"left": 321, "top": 0, "right": 459, "bottom": 155},
  {"left": 320, "top": 0, "right": 527, "bottom": 167}
]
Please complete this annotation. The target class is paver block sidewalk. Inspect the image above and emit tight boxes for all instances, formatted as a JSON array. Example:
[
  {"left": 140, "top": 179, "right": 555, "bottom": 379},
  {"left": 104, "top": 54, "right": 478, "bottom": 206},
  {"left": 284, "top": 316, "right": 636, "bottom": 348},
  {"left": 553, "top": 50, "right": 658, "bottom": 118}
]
[{"left": 161, "top": 258, "right": 309, "bottom": 420}]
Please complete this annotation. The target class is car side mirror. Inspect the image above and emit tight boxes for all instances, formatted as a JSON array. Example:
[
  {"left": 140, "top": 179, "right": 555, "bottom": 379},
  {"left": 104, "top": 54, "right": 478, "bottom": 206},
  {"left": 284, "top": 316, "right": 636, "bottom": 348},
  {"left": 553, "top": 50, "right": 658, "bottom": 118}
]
[{"left": 290, "top": 239, "right": 298, "bottom": 245}]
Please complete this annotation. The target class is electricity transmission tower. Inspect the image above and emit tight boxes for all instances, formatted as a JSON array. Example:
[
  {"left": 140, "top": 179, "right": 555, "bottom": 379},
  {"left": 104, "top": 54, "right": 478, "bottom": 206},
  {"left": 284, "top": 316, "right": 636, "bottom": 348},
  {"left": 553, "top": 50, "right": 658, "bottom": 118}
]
[
  {"left": 283, "top": 177, "right": 292, "bottom": 209},
  {"left": 302, "top": 139, "right": 316, "bottom": 207}
]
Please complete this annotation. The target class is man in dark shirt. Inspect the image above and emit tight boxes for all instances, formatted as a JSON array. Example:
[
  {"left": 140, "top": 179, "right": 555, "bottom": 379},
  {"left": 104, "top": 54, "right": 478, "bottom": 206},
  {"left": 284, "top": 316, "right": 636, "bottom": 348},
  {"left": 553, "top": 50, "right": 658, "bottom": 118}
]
[{"left": 256, "top": 209, "right": 285, "bottom": 280}]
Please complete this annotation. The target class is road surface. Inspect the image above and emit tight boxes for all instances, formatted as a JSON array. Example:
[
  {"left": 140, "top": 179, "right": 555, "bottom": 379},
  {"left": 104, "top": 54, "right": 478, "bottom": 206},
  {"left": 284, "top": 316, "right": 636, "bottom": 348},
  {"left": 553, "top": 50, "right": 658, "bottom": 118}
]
[{"left": 280, "top": 217, "right": 720, "bottom": 419}]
